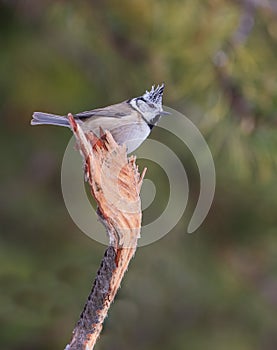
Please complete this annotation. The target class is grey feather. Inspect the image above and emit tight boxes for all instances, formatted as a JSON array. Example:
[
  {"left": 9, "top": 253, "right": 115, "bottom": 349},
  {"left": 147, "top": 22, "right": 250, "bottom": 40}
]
[
  {"left": 75, "top": 102, "right": 132, "bottom": 119},
  {"left": 31, "top": 112, "right": 70, "bottom": 127}
]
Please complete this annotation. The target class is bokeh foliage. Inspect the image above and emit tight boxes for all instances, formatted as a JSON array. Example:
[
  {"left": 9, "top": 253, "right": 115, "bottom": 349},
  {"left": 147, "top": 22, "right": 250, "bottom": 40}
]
[{"left": 1, "top": 1, "right": 277, "bottom": 349}]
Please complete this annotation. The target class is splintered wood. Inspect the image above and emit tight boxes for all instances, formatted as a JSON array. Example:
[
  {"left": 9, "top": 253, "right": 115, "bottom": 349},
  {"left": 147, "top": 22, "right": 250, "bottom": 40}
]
[{"left": 65, "top": 114, "right": 146, "bottom": 350}]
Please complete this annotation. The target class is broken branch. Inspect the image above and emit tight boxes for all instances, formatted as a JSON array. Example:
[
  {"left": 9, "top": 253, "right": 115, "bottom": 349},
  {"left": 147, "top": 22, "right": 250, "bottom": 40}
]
[{"left": 65, "top": 114, "right": 146, "bottom": 350}]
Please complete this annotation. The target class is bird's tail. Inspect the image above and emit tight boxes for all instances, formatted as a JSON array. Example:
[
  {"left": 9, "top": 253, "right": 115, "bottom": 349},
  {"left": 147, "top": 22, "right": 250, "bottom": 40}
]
[{"left": 31, "top": 112, "right": 70, "bottom": 127}]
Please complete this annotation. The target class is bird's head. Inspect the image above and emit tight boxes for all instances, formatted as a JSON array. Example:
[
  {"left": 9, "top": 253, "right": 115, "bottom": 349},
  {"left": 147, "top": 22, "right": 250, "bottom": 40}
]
[{"left": 129, "top": 83, "right": 169, "bottom": 125}]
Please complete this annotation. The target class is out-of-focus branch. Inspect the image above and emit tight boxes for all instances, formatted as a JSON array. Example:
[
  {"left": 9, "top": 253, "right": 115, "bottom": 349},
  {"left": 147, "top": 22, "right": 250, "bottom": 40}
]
[
  {"left": 65, "top": 114, "right": 146, "bottom": 350},
  {"left": 213, "top": 0, "right": 258, "bottom": 133},
  {"left": 232, "top": 0, "right": 277, "bottom": 15}
]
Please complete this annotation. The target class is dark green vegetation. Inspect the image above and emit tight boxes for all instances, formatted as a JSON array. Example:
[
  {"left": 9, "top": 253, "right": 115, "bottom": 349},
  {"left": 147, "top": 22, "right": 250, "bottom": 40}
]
[{"left": 1, "top": 1, "right": 277, "bottom": 349}]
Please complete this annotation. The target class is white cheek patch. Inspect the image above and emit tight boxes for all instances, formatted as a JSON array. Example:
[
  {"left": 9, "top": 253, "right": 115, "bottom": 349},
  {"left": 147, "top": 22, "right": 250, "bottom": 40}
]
[{"left": 137, "top": 101, "right": 149, "bottom": 113}]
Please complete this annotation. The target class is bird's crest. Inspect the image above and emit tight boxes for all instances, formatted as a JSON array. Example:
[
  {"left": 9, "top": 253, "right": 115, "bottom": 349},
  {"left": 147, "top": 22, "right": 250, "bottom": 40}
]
[{"left": 142, "top": 83, "right": 165, "bottom": 106}]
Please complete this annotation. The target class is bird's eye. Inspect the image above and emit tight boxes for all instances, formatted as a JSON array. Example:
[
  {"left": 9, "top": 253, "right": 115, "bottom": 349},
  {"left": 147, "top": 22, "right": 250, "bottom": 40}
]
[{"left": 148, "top": 103, "right": 155, "bottom": 108}]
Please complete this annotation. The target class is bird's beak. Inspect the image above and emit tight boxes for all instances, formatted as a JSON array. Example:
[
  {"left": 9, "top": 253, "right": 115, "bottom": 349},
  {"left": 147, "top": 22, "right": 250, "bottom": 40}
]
[{"left": 160, "top": 110, "right": 171, "bottom": 116}]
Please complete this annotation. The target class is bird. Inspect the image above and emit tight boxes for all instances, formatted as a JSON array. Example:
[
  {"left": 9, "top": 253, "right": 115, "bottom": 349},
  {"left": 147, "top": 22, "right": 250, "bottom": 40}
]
[{"left": 31, "top": 83, "right": 169, "bottom": 153}]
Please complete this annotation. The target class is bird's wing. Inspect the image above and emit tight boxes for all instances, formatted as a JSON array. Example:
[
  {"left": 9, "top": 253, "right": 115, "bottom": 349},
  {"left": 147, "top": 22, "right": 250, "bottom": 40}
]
[{"left": 74, "top": 101, "right": 132, "bottom": 119}]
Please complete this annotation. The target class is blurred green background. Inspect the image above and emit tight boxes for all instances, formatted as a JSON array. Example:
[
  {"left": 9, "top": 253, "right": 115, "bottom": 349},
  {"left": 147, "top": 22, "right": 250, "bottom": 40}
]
[{"left": 1, "top": 1, "right": 277, "bottom": 349}]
